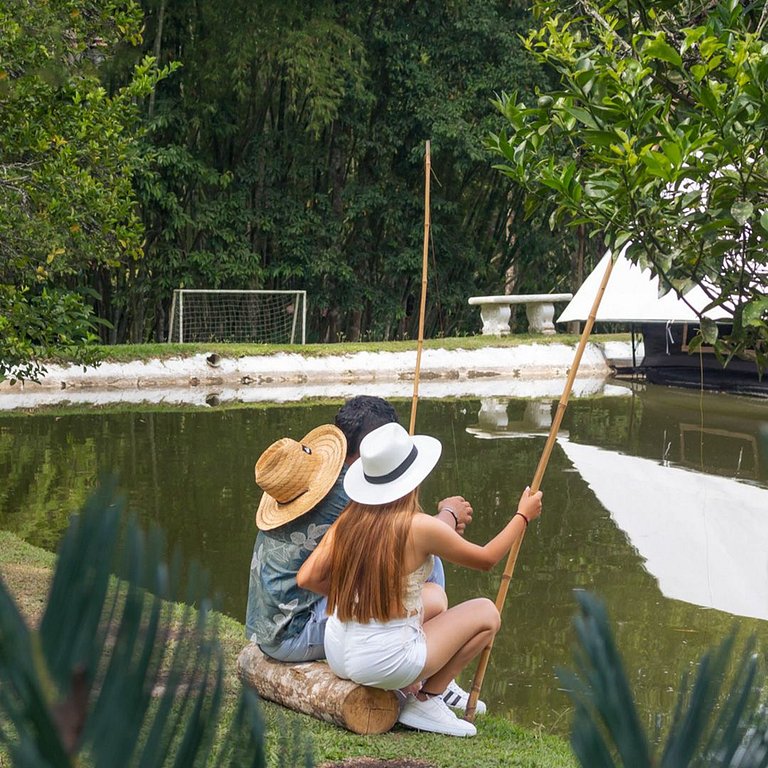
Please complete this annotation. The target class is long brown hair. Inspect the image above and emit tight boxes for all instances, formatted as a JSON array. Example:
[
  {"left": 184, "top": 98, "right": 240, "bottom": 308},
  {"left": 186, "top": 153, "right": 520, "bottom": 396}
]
[{"left": 326, "top": 491, "right": 420, "bottom": 622}]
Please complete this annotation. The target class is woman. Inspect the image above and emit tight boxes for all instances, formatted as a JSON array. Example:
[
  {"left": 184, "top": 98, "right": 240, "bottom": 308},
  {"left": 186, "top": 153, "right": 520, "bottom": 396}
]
[{"left": 297, "top": 421, "right": 542, "bottom": 737}]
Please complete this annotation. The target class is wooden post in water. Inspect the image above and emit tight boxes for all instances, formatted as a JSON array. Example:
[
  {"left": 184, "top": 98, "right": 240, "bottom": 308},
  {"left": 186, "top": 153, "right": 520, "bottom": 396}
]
[
  {"left": 465, "top": 254, "right": 615, "bottom": 721},
  {"left": 409, "top": 140, "right": 431, "bottom": 436}
]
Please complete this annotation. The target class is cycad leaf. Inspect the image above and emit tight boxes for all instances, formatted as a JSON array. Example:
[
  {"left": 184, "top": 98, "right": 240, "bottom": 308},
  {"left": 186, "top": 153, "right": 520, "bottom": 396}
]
[
  {"left": 557, "top": 668, "right": 617, "bottom": 768},
  {"left": 0, "top": 479, "right": 277, "bottom": 767},
  {"left": 661, "top": 633, "right": 768, "bottom": 768},
  {"left": 563, "top": 594, "right": 768, "bottom": 768},
  {"left": 171, "top": 634, "right": 221, "bottom": 768},
  {"left": 136, "top": 597, "right": 203, "bottom": 768},
  {"left": 0, "top": 576, "right": 70, "bottom": 766},
  {"left": 660, "top": 646, "right": 727, "bottom": 767},
  {"left": 732, "top": 725, "right": 768, "bottom": 767},
  {"left": 563, "top": 591, "right": 652, "bottom": 767},
  {"left": 86, "top": 526, "right": 173, "bottom": 767},
  {"left": 39, "top": 479, "right": 123, "bottom": 692},
  {"left": 700, "top": 639, "right": 759, "bottom": 766},
  {"left": 212, "top": 689, "right": 267, "bottom": 768}
]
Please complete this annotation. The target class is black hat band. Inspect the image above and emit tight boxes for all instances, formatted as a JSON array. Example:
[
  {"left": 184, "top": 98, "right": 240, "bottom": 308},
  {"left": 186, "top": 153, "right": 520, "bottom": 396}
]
[{"left": 364, "top": 445, "right": 418, "bottom": 485}]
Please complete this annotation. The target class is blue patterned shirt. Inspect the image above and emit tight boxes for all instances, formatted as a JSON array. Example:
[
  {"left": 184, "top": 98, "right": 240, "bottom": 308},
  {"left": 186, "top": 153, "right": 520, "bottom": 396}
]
[{"left": 245, "top": 468, "right": 348, "bottom": 645}]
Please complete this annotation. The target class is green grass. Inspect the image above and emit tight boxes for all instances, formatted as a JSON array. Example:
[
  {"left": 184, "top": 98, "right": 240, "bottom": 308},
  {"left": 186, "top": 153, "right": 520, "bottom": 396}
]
[
  {"left": 89, "top": 333, "right": 629, "bottom": 364},
  {"left": 0, "top": 530, "right": 56, "bottom": 569},
  {"left": 0, "top": 530, "right": 576, "bottom": 768}
]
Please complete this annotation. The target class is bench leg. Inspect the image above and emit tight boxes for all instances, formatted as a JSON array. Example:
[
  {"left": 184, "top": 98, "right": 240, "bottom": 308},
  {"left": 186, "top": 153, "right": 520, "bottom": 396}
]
[
  {"left": 526, "top": 302, "right": 556, "bottom": 334},
  {"left": 479, "top": 304, "right": 511, "bottom": 336}
]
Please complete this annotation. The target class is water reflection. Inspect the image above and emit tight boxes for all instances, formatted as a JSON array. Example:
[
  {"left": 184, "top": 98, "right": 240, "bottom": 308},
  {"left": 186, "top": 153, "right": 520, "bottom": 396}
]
[
  {"left": 466, "top": 398, "right": 561, "bottom": 439},
  {"left": 559, "top": 438, "right": 768, "bottom": 621},
  {"left": 0, "top": 383, "right": 766, "bottom": 735}
]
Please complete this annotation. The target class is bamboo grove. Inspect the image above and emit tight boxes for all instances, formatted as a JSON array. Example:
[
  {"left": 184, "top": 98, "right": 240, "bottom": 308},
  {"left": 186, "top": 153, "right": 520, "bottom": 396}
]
[{"left": 1, "top": 0, "right": 583, "bottom": 367}]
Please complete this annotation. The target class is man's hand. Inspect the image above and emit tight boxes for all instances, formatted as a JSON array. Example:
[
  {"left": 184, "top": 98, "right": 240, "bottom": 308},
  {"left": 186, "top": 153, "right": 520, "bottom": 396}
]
[{"left": 436, "top": 496, "right": 473, "bottom": 536}]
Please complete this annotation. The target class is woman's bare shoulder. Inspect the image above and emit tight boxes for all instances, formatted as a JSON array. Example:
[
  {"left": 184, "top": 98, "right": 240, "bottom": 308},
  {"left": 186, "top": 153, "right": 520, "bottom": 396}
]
[{"left": 410, "top": 511, "right": 443, "bottom": 535}]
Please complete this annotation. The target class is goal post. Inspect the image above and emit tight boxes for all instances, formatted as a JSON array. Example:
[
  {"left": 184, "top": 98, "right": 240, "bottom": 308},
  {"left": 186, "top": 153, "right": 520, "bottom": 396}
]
[{"left": 167, "top": 289, "right": 307, "bottom": 345}]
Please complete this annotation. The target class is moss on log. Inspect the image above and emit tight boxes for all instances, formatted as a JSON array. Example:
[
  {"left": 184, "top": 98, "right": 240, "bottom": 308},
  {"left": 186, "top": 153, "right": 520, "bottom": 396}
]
[{"left": 237, "top": 643, "right": 399, "bottom": 735}]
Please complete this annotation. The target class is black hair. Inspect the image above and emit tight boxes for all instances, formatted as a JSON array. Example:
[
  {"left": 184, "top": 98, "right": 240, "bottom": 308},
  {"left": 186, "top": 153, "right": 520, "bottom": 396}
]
[{"left": 335, "top": 396, "right": 399, "bottom": 457}]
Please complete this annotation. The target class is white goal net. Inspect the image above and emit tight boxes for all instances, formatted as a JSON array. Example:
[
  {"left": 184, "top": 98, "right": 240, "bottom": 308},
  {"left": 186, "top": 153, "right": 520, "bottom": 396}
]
[{"left": 167, "top": 289, "right": 307, "bottom": 344}]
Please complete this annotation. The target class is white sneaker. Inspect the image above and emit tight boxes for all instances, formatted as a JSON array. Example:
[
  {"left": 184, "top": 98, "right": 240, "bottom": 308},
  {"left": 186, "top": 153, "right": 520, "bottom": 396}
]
[
  {"left": 397, "top": 694, "right": 477, "bottom": 737},
  {"left": 441, "top": 680, "right": 487, "bottom": 716}
]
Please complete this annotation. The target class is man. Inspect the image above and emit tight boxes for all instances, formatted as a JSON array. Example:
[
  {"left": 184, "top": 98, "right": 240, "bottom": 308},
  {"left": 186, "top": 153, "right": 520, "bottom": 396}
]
[{"left": 245, "top": 396, "right": 480, "bottom": 710}]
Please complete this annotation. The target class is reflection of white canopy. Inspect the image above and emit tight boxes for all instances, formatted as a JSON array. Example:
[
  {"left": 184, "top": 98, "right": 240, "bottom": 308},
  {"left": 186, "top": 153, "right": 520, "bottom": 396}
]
[
  {"left": 557, "top": 251, "right": 732, "bottom": 324},
  {"left": 558, "top": 438, "right": 768, "bottom": 621}
]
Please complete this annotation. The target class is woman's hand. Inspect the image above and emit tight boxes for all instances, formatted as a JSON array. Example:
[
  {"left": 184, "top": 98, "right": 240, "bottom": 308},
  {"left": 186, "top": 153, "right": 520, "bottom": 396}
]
[{"left": 517, "top": 487, "right": 543, "bottom": 523}]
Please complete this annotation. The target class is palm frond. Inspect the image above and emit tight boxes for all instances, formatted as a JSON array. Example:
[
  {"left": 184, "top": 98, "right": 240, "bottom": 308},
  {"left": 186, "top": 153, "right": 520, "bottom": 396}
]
[
  {"left": 561, "top": 591, "right": 768, "bottom": 768},
  {"left": 662, "top": 634, "right": 768, "bottom": 768},
  {"left": 558, "top": 590, "right": 652, "bottom": 767},
  {"left": 0, "top": 477, "right": 288, "bottom": 767}
]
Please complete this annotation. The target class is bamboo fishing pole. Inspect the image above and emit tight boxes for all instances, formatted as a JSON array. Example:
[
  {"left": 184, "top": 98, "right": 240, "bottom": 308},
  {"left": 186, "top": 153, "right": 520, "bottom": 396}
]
[
  {"left": 409, "top": 140, "right": 431, "bottom": 436},
  {"left": 465, "top": 253, "right": 616, "bottom": 722}
]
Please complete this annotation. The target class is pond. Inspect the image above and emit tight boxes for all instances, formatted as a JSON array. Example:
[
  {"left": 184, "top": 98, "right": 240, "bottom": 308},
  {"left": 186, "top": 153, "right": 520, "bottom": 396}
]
[{"left": 1, "top": 382, "right": 767, "bottom": 736}]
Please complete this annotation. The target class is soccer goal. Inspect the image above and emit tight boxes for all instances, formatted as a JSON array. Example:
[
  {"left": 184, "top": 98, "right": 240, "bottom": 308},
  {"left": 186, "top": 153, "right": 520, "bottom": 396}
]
[{"left": 167, "top": 289, "right": 307, "bottom": 344}]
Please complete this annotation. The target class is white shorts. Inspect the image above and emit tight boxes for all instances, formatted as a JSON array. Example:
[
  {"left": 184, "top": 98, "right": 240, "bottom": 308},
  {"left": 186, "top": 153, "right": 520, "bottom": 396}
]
[{"left": 324, "top": 612, "right": 427, "bottom": 690}]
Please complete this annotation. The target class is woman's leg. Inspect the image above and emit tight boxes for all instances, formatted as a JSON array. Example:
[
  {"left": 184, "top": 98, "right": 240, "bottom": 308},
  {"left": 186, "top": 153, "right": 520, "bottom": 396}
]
[
  {"left": 400, "top": 582, "right": 449, "bottom": 696},
  {"left": 417, "top": 597, "right": 500, "bottom": 696},
  {"left": 421, "top": 581, "right": 448, "bottom": 622}
]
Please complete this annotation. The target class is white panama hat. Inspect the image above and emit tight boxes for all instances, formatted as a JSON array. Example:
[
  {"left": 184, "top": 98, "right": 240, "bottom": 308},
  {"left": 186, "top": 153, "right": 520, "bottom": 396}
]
[{"left": 343, "top": 422, "right": 442, "bottom": 505}]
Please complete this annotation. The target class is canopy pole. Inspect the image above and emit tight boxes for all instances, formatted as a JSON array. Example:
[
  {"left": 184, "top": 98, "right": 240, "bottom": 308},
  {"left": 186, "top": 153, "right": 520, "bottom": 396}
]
[
  {"left": 409, "top": 140, "right": 431, "bottom": 436},
  {"left": 465, "top": 254, "right": 615, "bottom": 721}
]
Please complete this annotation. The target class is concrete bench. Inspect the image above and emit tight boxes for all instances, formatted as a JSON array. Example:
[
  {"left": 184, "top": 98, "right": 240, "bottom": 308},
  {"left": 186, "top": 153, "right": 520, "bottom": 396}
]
[{"left": 468, "top": 293, "right": 573, "bottom": 336}]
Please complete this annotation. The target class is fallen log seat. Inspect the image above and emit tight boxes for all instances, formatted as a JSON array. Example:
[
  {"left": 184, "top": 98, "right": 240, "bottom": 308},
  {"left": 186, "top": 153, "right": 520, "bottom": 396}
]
[{"left": 237, "top": 643, "right": 399, "bottom": 735}]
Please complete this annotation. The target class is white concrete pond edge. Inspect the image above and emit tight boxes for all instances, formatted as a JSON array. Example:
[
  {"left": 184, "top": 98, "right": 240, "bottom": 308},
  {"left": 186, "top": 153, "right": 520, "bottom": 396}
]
[{"left": 0, "top": 340, "right": 640, "bottom": 411}]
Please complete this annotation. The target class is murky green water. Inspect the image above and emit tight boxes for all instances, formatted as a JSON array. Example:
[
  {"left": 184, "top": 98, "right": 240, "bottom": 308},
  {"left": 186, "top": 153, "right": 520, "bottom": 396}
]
[{"left": 1, "top": 383, "right": 767, "bottom": 735}]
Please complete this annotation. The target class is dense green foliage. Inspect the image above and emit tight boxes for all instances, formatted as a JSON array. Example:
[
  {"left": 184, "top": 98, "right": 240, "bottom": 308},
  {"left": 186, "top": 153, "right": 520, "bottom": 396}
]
[
  {"left": 105, "top": 0, "right": 576, "bottom": 345},
  {"left": 1, "top": 0, "right": 593, "bottom": 378},
  {"left": 561, "top": 592, "right": 768, "bottom": 767},
  {"left": 490, "top": 0, "right": 768, "bottom": 370},
  {"left": 0, "top": 0, "right": 175, "bottom": 381},
  {"left": 0, "top": 480, "right": 274, "bottom": 766}
]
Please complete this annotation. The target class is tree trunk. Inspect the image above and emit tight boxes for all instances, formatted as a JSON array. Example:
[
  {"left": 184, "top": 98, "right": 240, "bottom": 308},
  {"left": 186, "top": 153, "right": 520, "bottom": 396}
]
[
  {"left": 348, "top": 308, "right": 362, "bottom": 342},
  {"left": 147, "top": 0, "right": 166, "bottom": 119},
  {"left": 237, "top": 644, "right": 398, "bottom": 735}
]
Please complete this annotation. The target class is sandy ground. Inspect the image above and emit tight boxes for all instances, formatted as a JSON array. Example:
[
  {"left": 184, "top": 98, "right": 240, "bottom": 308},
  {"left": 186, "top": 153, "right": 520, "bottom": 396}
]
[{"left": 0, "top": 340, "right": 639, "bottom": 411}]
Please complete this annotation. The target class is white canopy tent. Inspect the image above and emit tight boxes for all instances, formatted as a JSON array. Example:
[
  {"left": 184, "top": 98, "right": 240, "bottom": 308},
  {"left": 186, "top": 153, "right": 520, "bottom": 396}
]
[
  {"left": 558, "top": 438, "right": 768, "bottom": 621},
  {"left": 557, "top": 250, "right": 731, "bottom": 324}
]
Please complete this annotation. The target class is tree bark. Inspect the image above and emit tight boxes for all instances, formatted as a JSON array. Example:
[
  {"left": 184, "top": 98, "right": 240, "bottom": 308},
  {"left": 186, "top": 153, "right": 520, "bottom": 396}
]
[{"left": 237, "top": 644, "right": 399, "bottom": 735}]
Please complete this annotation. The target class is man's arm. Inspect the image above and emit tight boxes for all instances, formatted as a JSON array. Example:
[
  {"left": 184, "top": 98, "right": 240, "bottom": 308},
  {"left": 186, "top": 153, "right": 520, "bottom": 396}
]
[{"left": 434, "top": 495, "right": 473, "bottom": 536}]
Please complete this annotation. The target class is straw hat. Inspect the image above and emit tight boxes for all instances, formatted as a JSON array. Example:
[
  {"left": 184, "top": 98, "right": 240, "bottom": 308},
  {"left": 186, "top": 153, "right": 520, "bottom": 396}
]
[
  {"left": 255, "top": 424, "right": 347, "bottom": 531},
  {"left": 343, "top": 422, "right": 441, "bottom": 505}
]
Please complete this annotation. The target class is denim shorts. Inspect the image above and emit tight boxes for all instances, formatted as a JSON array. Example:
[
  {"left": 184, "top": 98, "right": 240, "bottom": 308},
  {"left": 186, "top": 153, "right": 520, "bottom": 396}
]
[
  {"left": 324, "top": 612, "right": 427, "bottom": 690},
  {"left": 259, "top": 597, "right": 328, "bottom": 663}
]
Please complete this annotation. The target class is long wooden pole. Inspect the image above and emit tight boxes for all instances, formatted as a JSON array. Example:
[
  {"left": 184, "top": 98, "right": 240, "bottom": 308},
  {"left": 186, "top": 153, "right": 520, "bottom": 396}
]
[
  {"left": 465, "top": 254, "right": 615, "bottom": 721},
  {"left": 409, "top": 140, "right": 431, "bottom": 436}
]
